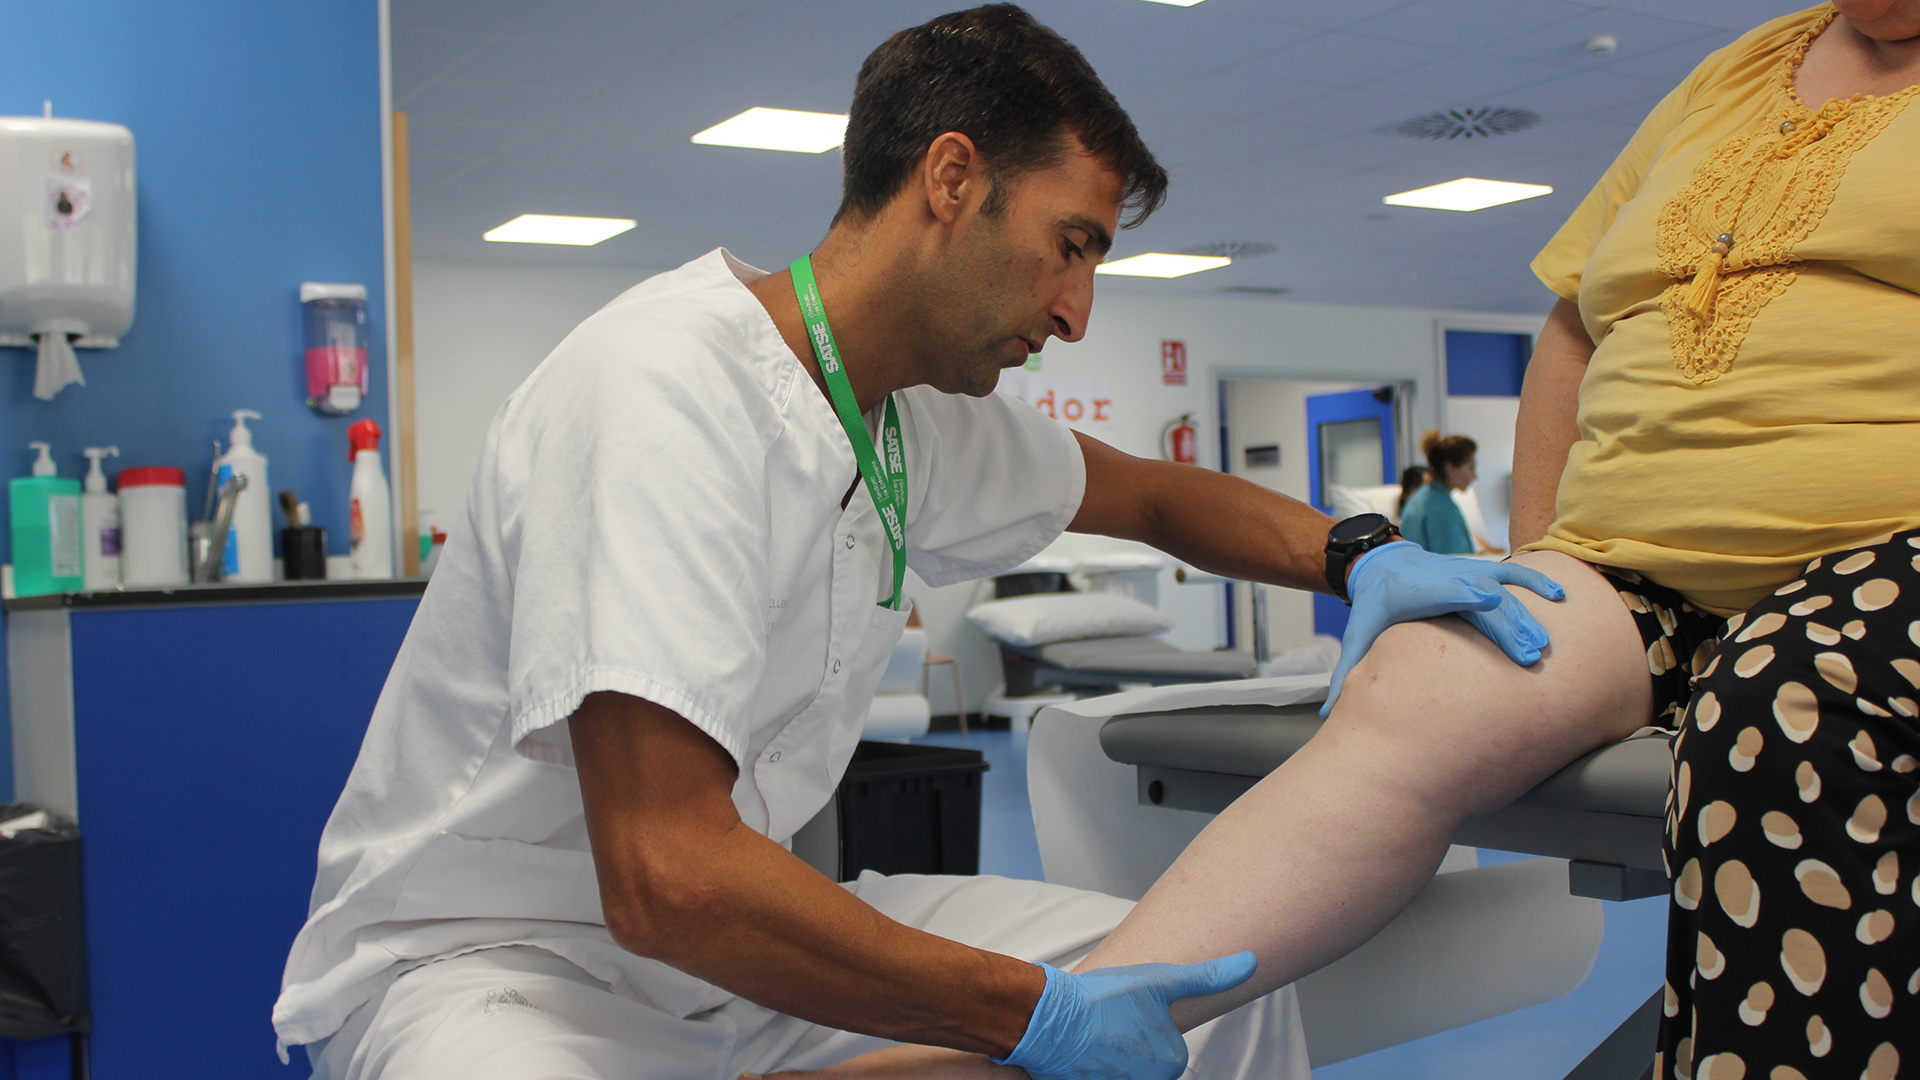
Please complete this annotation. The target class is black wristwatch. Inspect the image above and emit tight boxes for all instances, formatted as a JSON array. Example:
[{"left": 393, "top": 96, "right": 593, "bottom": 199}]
[{"left": 1324, "top": 513, "right": 1402, "bottom": 605}]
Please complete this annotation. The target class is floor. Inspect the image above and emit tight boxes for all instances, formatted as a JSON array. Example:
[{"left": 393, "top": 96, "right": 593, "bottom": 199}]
[{"left": 914, "top": 728, "right": 1668, "bottom": 1080}]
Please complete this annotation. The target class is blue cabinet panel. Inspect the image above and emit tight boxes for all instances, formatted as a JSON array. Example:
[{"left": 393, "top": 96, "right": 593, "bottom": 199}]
[{"left": 67, "top": 598, "right": 416, "bottom": 1078}]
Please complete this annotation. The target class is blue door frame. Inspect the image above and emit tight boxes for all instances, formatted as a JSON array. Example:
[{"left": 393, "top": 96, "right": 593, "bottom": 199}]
[{"left": 1304, "top": 388, "right": 1398, "bottom": 638}]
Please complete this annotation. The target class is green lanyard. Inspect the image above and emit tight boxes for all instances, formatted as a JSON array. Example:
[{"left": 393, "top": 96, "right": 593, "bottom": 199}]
[{"left": 789, "top": 255, "right": 908, "bottom": 610}]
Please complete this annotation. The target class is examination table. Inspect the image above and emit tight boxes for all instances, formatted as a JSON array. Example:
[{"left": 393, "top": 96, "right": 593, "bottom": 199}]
[{"left": 1028, "top": 675, "right": 1667, "bottom": 1080}]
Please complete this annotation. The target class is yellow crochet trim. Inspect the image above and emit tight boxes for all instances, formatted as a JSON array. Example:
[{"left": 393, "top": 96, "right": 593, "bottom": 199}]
[{"left": 1656, "top": 10, "right": 1919, "bottom": 384}]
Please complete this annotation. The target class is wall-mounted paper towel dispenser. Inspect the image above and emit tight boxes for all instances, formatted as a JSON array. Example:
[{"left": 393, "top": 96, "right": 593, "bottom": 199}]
[{"left": 0, "top": 109, "right": 137, "bottom": 399}]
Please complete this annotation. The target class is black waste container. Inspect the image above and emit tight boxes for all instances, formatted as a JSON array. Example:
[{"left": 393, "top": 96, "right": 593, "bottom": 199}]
[
  {"left": 836, "top": 742, "right": 989, "bottom": 881},
  {"left": 0, "top": 803, "right": 88, "bottom": 1040}
]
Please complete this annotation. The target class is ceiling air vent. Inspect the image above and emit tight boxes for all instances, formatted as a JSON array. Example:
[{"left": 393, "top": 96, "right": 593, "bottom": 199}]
[
  {"left": 1219, "top": 285, "right": 1291, "bottom": 296},
  {"left": 1397, "top": 107, "right": 1540, "bottom": 140}
]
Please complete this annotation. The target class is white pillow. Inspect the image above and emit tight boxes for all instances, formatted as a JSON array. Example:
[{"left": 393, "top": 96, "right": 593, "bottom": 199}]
[
  {"left": 967, "top": 593, "right": 1174, "bottom": 647},
  {"left": 1329, "top": 482, "right": 1404, "bottom": 524}
]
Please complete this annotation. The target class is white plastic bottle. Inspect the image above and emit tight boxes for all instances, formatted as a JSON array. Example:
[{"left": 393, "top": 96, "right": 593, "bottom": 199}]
[
  {"left": 80, "top": 446, "right": 121, "bottom": 591},
  {"left": 214, "top": 409, "right": 273, "bottom": 583},
  {"left": 347, "top": 419, "right": 392, "bottom": 579}
]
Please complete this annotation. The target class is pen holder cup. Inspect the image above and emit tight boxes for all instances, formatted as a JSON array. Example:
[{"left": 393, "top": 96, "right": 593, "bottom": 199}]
[{"left": 282, "top": 527, "right": 328, "bottom": 580}]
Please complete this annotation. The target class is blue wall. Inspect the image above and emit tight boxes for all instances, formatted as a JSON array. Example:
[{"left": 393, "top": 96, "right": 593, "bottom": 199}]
[
  {"left": 0, "top": 0, "right": 388, "bottom": 555},
  {"left": 1444, "top": 330, "right": 1530, "bottom": 398},
  {"left": 0, "top": 0, "right": 387, "bottom": 802}
]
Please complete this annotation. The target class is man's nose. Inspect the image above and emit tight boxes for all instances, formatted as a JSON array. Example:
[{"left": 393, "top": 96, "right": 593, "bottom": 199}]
[{"left": 1047, "top": 274, "right": 1095, "bottom": 343}]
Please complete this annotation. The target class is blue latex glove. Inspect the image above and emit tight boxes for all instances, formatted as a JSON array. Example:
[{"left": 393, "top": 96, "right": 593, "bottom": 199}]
[
  {"left": 993, "top": 952, "right": 1257, "bottom": 1080},
  {"left": 1322, "top": 541, "right": 1565, "bottom": 718}
]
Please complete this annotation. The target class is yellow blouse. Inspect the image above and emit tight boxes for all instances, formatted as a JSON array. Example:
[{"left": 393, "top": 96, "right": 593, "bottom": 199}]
[{"left": 1527, "top": 4, "right": 1920, "bottom": 615}]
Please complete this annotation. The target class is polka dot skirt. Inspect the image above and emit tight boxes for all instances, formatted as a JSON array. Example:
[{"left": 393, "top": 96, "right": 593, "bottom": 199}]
[{"left": 1606, "top": 530, "right": 1920, "bottom": 1079}]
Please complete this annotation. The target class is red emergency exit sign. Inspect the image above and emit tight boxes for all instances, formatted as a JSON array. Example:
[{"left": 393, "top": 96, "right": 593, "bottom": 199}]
[{"left": 1161, "top": 340, "right": 1187, "bottom": 386}]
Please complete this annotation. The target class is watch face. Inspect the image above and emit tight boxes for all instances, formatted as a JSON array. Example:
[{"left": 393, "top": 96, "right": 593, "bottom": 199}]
[{"left": 1330, "top": 513, "right": 1390, "bottom": 546}]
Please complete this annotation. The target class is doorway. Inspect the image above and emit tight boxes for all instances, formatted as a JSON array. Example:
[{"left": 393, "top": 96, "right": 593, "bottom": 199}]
[{"left": 1219, "top": 377, "right": 1414, "bottom": 647}]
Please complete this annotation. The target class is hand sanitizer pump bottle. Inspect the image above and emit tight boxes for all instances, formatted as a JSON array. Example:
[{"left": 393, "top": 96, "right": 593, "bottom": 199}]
[
  {"left": 80, "top": 445, "right": 121, "bottom": 590},
  {"left": 10, "top": 442, "right": 83, "bottom": 597},
  {"left": 213, "top": 410, "right": 273, "bottom": 583}
]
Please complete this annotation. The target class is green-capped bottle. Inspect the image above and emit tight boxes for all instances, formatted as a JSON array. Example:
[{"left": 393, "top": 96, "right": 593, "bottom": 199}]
[{"left": 11, "top": 442, "right": 83, "bottom": 597}]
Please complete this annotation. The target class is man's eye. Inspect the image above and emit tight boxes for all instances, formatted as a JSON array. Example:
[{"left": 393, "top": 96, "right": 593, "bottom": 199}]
[{"left": 1062, "top": 239, "right": 1085, "bottom": 260}]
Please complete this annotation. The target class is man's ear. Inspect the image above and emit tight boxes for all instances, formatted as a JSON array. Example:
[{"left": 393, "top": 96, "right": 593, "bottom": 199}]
[{"left": 920, "top": 131, "right": 984, "bottom": 225}]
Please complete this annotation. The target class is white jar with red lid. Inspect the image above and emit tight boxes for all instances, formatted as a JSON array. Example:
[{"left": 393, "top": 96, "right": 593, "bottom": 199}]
[{"left": 118, "top": 466, "right": 188, "bottom": 587}]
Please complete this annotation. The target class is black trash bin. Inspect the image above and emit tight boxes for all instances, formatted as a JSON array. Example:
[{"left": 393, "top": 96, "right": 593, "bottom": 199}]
[
  {"left": 835, "top": 742, "right": 989, "bottom": 881},
  {"left": 0, "top": 803, "right": 89, "bottom": 1042}
]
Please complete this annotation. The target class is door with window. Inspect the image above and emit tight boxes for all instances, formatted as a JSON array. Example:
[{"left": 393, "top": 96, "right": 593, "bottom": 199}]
[{"left": 1304, "top": 387, "right": 1399, "bottom": 636}]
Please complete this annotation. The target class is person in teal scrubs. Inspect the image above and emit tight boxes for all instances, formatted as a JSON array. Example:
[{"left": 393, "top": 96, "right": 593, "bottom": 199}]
[{"left": 1399, "top": 431, "right": 1478, "bottom": 554}]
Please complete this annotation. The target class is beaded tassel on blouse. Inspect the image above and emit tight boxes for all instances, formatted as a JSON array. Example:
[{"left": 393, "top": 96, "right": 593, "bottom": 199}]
[{"left": 1682, "top": 95, "right": 1862, "bottom": 324}]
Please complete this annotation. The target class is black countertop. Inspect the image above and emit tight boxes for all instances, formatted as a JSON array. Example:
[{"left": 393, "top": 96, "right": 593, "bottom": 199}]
[{"left": 4, "top": 578, "right": 430, "bottom": 613}]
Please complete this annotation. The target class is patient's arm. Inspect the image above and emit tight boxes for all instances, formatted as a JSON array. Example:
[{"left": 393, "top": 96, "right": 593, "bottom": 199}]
[
  {"left": 1510, "top": 297, "right": 1593, "bottom": 550},
  {"left": 769, "top": 549, "right": 1651, "bottom": 1078}
]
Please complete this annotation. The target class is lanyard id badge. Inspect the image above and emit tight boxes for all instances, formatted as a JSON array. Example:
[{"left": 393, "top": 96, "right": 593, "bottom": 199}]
[{"left": 789, "top": 255, "right": 908, "bottom": 610}]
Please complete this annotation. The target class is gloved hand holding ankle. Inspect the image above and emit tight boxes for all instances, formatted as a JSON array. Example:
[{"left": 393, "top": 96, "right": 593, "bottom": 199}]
[
  {"left": 993, "top": 952, "right": 1257, "bottom": 1080},
  {"left": 1324, "top": 542, "right": 1563, "bottom": 717}
]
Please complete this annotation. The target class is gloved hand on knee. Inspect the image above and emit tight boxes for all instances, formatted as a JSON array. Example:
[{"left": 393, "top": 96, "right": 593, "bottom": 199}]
[
  {"left": 1324, "top": 542, "right": 1564, "bottom": 717},
  {"left": 993, "top": 952, "right": 1257, "bottom": 1080}
]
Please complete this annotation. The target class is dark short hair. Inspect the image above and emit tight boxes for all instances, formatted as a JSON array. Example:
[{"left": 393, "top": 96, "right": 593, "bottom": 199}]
[{"left": 836, "top": 4, "right": 1167, "bottom": 229}]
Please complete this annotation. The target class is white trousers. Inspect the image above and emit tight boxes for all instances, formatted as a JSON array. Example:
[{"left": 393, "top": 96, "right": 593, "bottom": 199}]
[{"left": 314, "top": 872, "right": 1308, "bottom": 1080}]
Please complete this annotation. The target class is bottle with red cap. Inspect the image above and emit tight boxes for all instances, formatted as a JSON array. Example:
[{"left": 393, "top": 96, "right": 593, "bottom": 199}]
[
  {"left": 348, "top": 418, "right": 392, "bottom": 579},
  {"left": 119, "top": 465, "right": 190, "bottom": 587}
]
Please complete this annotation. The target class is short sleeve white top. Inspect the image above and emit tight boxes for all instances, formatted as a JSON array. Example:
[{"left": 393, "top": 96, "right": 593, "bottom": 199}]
[{"left": 273, "top": 249, "right": 1086, "bottom": 1048}]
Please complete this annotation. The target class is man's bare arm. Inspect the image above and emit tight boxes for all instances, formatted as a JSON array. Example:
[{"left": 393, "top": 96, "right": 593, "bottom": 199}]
[
  {"left": 571, "top": 692, "right": 1043, "bottom": 1055},
  {"left": 1509, "top": 298, "right": 1593, "bottom": 550},
  {"left": 1069, "top": 430, "right": 1335, "bottom": 592}
]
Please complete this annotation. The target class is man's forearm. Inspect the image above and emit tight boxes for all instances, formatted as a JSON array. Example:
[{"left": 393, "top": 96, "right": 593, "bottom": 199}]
[
  {"left": 1137, "top": 459, "right": 1337, "bottom": 593},
  {"left": 1069, "top": 431, "right": 1337, "bottom": 592},
  {"left": 572, "top": 693, "right": 1043, "bottom": 1058},
  {"left": 627, "top": 822, "right": 1041, "bottom": 1053}
]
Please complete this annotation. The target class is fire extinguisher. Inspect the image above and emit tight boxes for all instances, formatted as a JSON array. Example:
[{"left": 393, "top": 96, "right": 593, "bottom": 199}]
[{"left": 1161, "top": 413, "right": 1198, "bottom": 466}]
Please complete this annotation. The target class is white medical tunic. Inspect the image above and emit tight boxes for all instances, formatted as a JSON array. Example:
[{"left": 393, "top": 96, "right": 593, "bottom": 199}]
[{"left": 273, "top": 249, "right": 1087, "bottom": 1050}]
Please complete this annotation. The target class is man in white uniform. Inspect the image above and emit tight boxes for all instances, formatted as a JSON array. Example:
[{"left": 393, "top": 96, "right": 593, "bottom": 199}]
[{"left": 276, "top": 7, "right": 1565, "bottom": 1079}]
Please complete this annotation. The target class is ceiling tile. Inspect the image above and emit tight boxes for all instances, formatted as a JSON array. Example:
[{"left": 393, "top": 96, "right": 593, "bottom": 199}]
[
  {"left": 1504, "top": 68, "right": 1676, "bottom": 121},
  {"left": 1364, "top": 53, "right": 1574, "bottom": 105},
  {"left": 390, "top": 0, "right": 553, "bottom": 38},
  {"left": 1228, "top": 30, "right": 1453, "bottom": 89},
  {"left": 1206, "top": 0, "right": 1423, "bottom": 32},
  {"left": 1585, "top": 0, "right": 1808, "bottom": 33},
  {"left": 1273, "top": 88, "right": 1444, "bottom": 135},
  {"left": 1091, "top": 9, "right": 1321, "bottom": 75},
  {"left": 1602, "top": 32, "right": 1744, "bottom": 83},
  {"left": 392, "top": 27, "right": 491, "bottom": 99},
  {"left": 1343, "top": 0, "right": 1590, "bottom": 50},
  {"left": 1481, "top": 7, "right": 1726, "bottom": 67},
  {"left": 1137, "top": 71, "right": 1330, "bottom": 130},
  {"left": 489, "top": 0, "right": 769, "bottom": 54}
]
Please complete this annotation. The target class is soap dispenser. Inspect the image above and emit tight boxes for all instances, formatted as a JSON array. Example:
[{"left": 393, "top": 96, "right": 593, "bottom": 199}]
[
  {"left": 212, "top": 410, "right": 272, "bottom": 583},
  {"left": 81, "top": 445, "right": 121, "bottom": 591},
  {"left": 10, "top": 442, "right": 83, "bottom": 597}
]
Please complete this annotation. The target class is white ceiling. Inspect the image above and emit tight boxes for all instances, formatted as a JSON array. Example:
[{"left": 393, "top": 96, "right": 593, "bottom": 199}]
[{"left": 392, "top": 0, "right": 1803, "bottom": 313}]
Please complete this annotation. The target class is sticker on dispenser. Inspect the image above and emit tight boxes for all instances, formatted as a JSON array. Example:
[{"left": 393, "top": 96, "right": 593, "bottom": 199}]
[
  {"left": 46, "top": 177, "right": 91, "bottom": 231},
  {"left": 49, "top": 149, "right": 84, "bottom": 175}
]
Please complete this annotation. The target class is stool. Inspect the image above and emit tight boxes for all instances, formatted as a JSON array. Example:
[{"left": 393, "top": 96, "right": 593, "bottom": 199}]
[{"left": 923, "top": 653, "right": 967, "bottom": 735}]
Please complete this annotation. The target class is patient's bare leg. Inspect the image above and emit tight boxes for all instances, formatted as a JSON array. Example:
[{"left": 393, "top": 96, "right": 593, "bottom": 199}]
[
  {"left": 1103, "top": 550, "right": 1652, "bottom": 1029},
  {"left": 769, "top": 551, "right": 1650, "bottom": 1076}
]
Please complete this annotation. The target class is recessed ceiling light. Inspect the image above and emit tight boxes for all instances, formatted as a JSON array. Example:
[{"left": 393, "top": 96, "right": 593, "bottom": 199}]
[
  {"left": 1097, "top": 253, "right": 1232, "bottom": 278},
  {"left": 691, "top": 107, "right": 848, "bottom": 153},
  {"left": 1134, "top": 0, "right": 1207, "bottom": 6},
  {"left": 1382, "top": 178, "right": 1553, "bottom": 212},
  {"left": 483, "top": 214, "right": 637, "bottom": 246}
]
